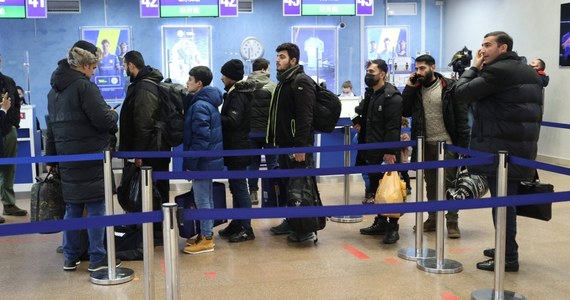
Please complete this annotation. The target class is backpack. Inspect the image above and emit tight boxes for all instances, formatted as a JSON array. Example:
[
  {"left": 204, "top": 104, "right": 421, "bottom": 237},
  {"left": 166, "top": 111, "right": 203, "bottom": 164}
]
[
  {"left": 141, "top": 79, "right": 186, "bottom": 148},
  {"left": 312, "top": 80, "right": 342, "bottom": 133},
  {"left": 293, "top": 75, "right": 342, "bottom": 133}
]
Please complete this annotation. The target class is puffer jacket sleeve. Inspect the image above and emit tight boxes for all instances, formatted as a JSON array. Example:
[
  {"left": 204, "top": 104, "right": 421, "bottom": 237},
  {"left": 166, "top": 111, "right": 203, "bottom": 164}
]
[
  {"left": 291, "top": 76, "right": 315, "bottom": 147},
  {"left": 80, "top": 82, "right": 118, "bottom": 133},
  {"left": 455, "top": 67, "right": 501, "bottom": 104},
  {"left": 221, "top": 92, "right": 248, "bottom": 130},
  {"left": 401, "top": 85, "right": 419, "bottom": 118},
  {"left": 183, "top": 101, "right": 212, "bottom": 171}
]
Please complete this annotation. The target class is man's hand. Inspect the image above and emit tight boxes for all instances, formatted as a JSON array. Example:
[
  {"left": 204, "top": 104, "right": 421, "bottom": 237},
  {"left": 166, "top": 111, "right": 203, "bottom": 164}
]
[
  {"left": 407, "top": 73, "right": 420, "bottom": 87},
  {"left": 353, "top": 123, "right": 361, "bottom": 133},
  {"left": 473, "top": 48, "right": 484, "bottom": 70},
  {"left": 383, "top": 154, "right": 396, "bottom": 164},
  {"left": 46, "top": 165, "right": 57, "bottom": 173},
  {"left": 294, "top": 153, "right": 306, "bottom": 162},
  {"left": 1, "top": 92, "right": 11, "bottom": 111}
]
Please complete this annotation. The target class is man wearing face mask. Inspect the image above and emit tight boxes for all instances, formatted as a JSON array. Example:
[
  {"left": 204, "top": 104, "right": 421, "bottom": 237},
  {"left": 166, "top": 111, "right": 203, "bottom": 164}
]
[
  {"left": 402, "top": 55, "right": 470, "bottom": 239},
  {"left": 354, "top": 59, "right": 403, "bottom": 244}
]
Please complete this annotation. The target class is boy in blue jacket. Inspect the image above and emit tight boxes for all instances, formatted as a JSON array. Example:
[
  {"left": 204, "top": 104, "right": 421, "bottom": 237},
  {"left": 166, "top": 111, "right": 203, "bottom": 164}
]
[{"left": 182, "top": 66, "right": 224, "bottom": 254}]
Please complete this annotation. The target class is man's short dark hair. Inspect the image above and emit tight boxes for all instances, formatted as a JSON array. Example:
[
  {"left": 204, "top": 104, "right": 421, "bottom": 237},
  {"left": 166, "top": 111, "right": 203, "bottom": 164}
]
[
  {"left": 415, "top": 54, "right": 436, "bottom": 66},
  {"left": 484, "top": 31, "right": 513, "bottom": 52},
  {"left": 275, "top": 43, "right": 300, "bottom": 64},
  {"left": 189, "top": 66, "right": 213, "bottom": 86},
  {"left": 366, "top": 59, "right": 388, "bottom": 73},
  {"left": 536, "top": 58, "right": 546, "bottom": 71},
  {"left": 341, "top": 80, "right": 352, "bottom": 89},
  {"left": 252, "top": 58, "right": 269, "bottom": 72},
  {"left": 123, "top": 50, "right": 145, "bottom": 69}
]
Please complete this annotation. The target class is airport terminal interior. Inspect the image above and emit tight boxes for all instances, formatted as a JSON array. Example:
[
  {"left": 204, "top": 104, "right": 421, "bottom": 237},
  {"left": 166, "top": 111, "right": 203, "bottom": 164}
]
[{"left": 1, "top": 0, "right": 570, "bottom": 299}]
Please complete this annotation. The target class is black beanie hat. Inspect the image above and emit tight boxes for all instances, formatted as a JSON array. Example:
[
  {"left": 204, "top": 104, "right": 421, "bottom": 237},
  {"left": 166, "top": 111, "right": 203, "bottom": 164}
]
[
  {"left": 72, "top": 40, "right": 98, "bottom": 56},
  {"left": 221, "top": 59, "right": 244, "bottom": 81}
]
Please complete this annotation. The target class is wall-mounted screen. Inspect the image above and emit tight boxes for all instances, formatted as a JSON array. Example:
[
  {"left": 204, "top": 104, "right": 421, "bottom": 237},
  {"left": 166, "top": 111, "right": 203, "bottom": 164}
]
[
  {"left": 0, "top": 0, "right": 26, "bottom": 18},
  {"left": 160, "top": 0, "right": 220, "bottom": 18},
  {"left": 560, "top": 2, "right": 570, "bottom": 66},
  {"left": 81, "top": 27, "right": 132, "bottom": 101},
  {"left": 301, "top": 0, "right": 356, "bottom": 16}
]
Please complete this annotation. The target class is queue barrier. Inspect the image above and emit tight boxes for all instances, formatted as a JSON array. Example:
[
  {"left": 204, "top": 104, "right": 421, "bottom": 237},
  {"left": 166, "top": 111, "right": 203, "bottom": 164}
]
[{"left": 0, "top": 140, "right": 569, "bottom": 299}]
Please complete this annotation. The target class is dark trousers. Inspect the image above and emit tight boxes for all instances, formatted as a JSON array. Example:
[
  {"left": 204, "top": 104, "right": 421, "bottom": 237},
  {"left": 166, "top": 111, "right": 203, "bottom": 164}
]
[
  {"left": 424, "top": 143, "right": 459, "bottom": 222},
  {"left": 487, "top": 175, "right": 519, "bottom": 262}
]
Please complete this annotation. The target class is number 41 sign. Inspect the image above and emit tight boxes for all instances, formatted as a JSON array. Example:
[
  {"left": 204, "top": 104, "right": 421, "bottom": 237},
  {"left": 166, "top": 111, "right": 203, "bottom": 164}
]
[{"left": 27, "top": 0, "right": 47, "bottom": 18}]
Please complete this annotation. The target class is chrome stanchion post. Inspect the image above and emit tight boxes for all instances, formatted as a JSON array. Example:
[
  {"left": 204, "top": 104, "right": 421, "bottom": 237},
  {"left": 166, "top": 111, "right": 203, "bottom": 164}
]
[
  {"left": 141, "top": 167, "right": 155, "bottom": 300},
  {"left": 90, "top": 151, "right": 135, "bottom": 285},
  {"left": 471, "top": 151, "right": 526, "bottom": 300},
  {"left": 331, "top": 125, "right": 363, "bottom": 223},
  {"left": 398, "top": 136, "right": 435, "bottom": 260},
  {"left": 417, "top": 141, "right": 462, "bottom": 274},
  {"left": 163, "top": 203, "right": 180, "bottom": 300}
]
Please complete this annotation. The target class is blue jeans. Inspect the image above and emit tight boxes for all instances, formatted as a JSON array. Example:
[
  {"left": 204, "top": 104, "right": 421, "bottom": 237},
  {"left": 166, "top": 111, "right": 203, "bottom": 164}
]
[
  {"left": 247, "top": 137, "right": 278, "bottom": 191},
  {"left": 63, "top": 201, "right": 106, "bottom": 264},
  {"left": 487, "top": 176, "right": 519, "bottom": 262},
  {"left": 192, "top": 179, "right": 214, "bottom": 237},
  {"left": 228, "top": 165, "right": 251, "bottom": 229}
]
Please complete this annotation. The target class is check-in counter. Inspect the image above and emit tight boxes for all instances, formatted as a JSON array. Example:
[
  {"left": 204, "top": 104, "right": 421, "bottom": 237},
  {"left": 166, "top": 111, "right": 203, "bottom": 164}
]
[{"left": 15, "top": 105, "right": 42, "bottom": 192}]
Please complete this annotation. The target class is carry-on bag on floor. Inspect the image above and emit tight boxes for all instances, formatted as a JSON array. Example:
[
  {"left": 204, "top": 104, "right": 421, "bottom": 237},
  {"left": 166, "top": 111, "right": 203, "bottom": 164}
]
[
  {"left": 30, "top": 170, "right": 65, "bottom": 222},
  {"left": 175, "top": 181, "right": 228, "bottom": 238},
  {"left": 261, "top": 177, "right": 287, "bottom": 207}
]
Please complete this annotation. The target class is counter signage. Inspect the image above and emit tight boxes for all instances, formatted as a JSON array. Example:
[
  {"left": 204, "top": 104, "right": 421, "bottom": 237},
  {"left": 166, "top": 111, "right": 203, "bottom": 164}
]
[
  {"left": 140, "top": 0, "right": 159, "bottom": 18},
  {"left": 160, "top": 0, "right": 219, "bottom": 18},
  {"left": 301, "top": 0, "right": 356, "bottom": 16},
  {"left": 26, "top": 0, "right": 47, "bottom": 18},
  {"left": 219, "top": 0, "right": 237, "bottom": 17},
  {"left": 355, "top": 0, "right": 373, "bottom": 16},
  {"left": 0, "top": 0, "right": 26, "bottom": 19},
  {"left": 283, "top": 0, "right": 301, "bottom": 16}
]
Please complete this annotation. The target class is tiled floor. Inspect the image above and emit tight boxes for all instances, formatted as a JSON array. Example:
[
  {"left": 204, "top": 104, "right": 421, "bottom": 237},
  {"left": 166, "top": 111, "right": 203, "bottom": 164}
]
[{"left": 0, "top": 171, "right": 569, "bottom": 299}]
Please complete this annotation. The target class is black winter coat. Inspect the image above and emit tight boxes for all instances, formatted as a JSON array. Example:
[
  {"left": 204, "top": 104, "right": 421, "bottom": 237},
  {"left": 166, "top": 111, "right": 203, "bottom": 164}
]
[
  {"left": 248, "top": 71, "right": 275, "bottom": 133},
  {"left": 221, "top": 80, "right": 254, "bottom": 169},
  {"left": 455, "top": 52, "right": 543, "bottom": 180},
  {"left": 119, "top": 67, "right": 168, "bottom": 152},
  {"left": 402, "top": 73, "right": 470, "bottom": 161},
  {"left": 46, "top": 59, "right": 118, "bottom": 204},
  {"left": 267, "top": 65, "right": 316, "bottom": 148},
  {"left": 354, "top": 83, "right": 403, "bottom": 165},
  {"left": 0, "top": 72, "right": 22, "bottom": 130}
]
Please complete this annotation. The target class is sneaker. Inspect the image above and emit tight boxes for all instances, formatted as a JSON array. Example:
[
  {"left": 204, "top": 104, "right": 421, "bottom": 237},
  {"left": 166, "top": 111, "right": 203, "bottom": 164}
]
[
  {"left": 229, "top": 227, "right": 255, "bottom": 243},
  {"left": 446, "top": 222, "right": 461, "bottom": 239},
  {"left": 359, "top": 216, "right": 388, "bottom": 235},
  {"left": 186, "top": 234, "right": 201, "bottom": 246},
  {"left": 183, "top": 235, "right": 215, "bottom": 254},
  {"left": 413, "top": 218, "right": 436, "bottom": 232},
  {"left": 270, "top": 219, "right": 293, "bottom": 235},
  {"left": 287, "top": 231, "right": 315, "bottom": 242},
  {"left": 0, "top": 215, "right": 5, "bottom": 224},
  {"left": 406, "top": 188, "right": 412, "bottom": 195},
  {"left": 56, "top": 246, "right": 63, "bottom": 254},
  {"left": 364, "top": 190, "right": 374, "bottom": 200},
  {"left": 63, "top": 259, "right": 80, "bottom": 271},
  {"left": 250, "top": 190, "right": 259, "bottom": 205},
  {"left": 362, "top": 195, "right": 375, "bottom": 204},
  {"left": 3, "top": 205, "right": 27, "bottom": 216},
  {"left": 218, "top": 222, "right": 242, "bottom": 238},
  {"left": 87, "top": 258, "right": 122, "bottom": 272}
]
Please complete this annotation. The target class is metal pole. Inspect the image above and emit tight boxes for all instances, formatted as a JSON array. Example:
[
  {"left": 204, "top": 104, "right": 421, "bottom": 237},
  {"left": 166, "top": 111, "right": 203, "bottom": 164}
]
[
  {"left": 330, "top": 125, "right": 362, "bottom": 223},
  {"left": 398, "top": 136, "right": 435, "bottom": 260},
  {"left": 471, "top": 151, "right": 526, "bottom": 300},
  {"left": 417, "top": 142, "right": 462, "bottom": 274},
  {"left": 90, "top": 151, "right": 135, "bottom": 285},
  {"left": 163, "top": 203, "right": 180, "bottom": 300},
  {"left": 141, "top": 167, "right": 155, "bottom": 300}
]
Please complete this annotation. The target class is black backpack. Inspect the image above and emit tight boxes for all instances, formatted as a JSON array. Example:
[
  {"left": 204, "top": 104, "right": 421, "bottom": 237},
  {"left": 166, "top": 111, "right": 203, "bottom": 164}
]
[
  {"left": 141, "top": 79, "right": 186, "bottom": 148},
  {"left": 312, "top": 80, "right": 341, "bottom": 133}
]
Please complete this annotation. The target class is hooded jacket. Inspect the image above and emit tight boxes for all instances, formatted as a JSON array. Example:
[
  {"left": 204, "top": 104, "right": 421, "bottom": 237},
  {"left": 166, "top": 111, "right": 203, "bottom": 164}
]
[
  {"left": 267, "top": 65, "right": 316, "bottom": 148},
  {"left": 119, "top": 66, "right": 168, "bottom": 151},
  {"left": 183, "top": 85, "right": 224, "bottom": 172},
  {"left": 46, "top": 59, "right": 118, "bottom": 203},
  {"left": 248, "top": 71, "right": 276, "bottom": 133},
  {"left": 455, "top": 51, "right": 543, "bottom": 180},
  {"left": 221, "top": 79, "right": 254, "bottom": 169}
]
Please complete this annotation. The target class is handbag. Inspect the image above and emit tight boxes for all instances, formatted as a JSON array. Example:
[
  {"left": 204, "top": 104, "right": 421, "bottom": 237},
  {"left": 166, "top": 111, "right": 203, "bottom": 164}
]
[
  {"left": 446, "top": 156, "right": 489, "bottom": 200},
  {"left": 117, "top": 161, "right": 162, "bottom": 212},
  {"left": 517, "top": 171, "right": 553, "bottom": 221},
  {"left": 375, "top": 172, "right": 405, "bottom": 218},
  {"left": 30, "top": 169, "right": 65, "bottom": 222}
]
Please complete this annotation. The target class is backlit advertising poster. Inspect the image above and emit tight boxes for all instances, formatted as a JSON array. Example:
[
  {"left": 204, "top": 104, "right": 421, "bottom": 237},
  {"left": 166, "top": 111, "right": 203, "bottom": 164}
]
[
  {"left": 81, "top": 26, "right": 131, "bottom": 101},
  {"left": 161, "top": 25, "right": 212, "bottom": 85}
]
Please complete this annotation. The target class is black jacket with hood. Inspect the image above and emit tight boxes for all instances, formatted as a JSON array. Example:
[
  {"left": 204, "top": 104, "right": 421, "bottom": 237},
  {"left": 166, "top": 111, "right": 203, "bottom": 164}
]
[{"left": 221, "top": 79, "right": 254, "bottom": 169}]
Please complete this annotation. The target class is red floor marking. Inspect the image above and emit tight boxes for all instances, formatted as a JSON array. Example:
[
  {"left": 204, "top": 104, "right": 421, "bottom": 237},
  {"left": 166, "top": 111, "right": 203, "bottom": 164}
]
[
  {"left": 440, "top": 291, "right": 460, "bottom": 300},
  {"left": 341, "top": 243, "right": 370, "bottom": 259},
  {"left": 449, "top": 248, "right": 471, "bottom": 253},
  {"left": 204, "top": 272, "right": 217, "bottom": 279},
  {"left": 384, "top": 257, "right": 400, "bottom": 265}
]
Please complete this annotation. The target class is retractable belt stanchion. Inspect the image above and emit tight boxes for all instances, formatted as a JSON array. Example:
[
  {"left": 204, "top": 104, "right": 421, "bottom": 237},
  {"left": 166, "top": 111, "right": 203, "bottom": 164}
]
[
  {"left": 141, "top": 167, "right": 155, "bottom": 300},
  {"left": 398, "top": 136, "right": 435, "bottom": 260},
  {"left": 471, "top": 151, "right": 526, "bottom": 300},
  {"left": 90, "top": 151, "right": 135, "bottom": 285},
  {"left": 162, "top": 203, "right": 180, "bottom": 300},
  {"left": 417, "top": 141, "right": 463, "bottom": 274},
  {"left": 331, "top": 124, "right": 363, "bottom": 223}
]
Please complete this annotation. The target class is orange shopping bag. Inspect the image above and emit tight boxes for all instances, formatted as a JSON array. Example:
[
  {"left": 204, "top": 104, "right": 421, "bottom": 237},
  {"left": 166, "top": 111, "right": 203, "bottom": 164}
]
[{"left": 374, "top": 172, "right": 405, "bottom": 218}]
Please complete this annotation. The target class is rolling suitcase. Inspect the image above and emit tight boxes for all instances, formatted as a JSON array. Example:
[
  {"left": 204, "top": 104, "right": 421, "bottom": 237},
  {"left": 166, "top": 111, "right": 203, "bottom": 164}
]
[
  {"left": 261, "top": 177, "right": 287, "bottom": 207},
  {"left": 175, "top": 181, "right": 228, "bottom": 238}
]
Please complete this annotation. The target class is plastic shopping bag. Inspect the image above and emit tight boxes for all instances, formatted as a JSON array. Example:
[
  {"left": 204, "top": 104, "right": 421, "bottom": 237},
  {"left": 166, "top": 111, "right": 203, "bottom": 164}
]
[{"left": 374, "top": 172, "right": 405, "bottom": 218}]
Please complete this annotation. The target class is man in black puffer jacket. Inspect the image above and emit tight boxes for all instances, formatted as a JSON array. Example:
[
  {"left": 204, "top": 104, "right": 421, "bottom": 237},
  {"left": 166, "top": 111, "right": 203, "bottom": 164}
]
[
  {"left": 217, "top": 59, "right": 256, "bottom": 243},
  {"left": 46, "top": 40, "right": 119, "bottom": 272},
  {"left": 402, "top": 54, "right": 470, "bottom": 239},
  {"left": 455, "top": 31, "right": 543, "bottom": 273}
]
